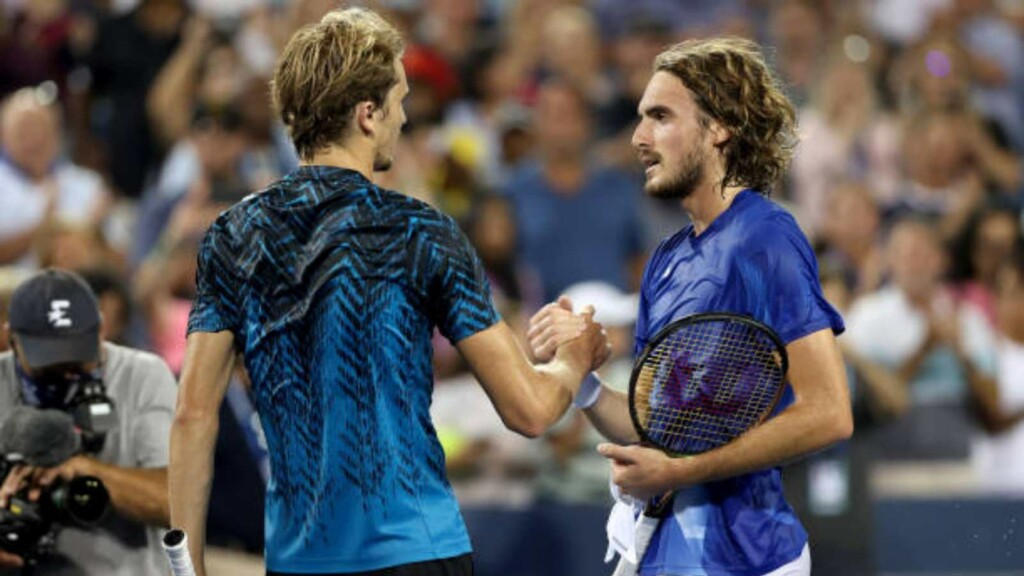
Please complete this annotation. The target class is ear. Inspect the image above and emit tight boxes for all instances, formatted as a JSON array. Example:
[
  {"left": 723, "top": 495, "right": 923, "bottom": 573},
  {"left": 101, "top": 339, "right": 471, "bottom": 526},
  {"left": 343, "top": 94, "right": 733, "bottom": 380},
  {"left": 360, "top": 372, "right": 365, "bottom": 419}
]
[
  {"left": 707, "top": 119, "right": 731, "bottom": 149},
  {"left": 355, "top": 100, "right": 379, "bottom": 137}
]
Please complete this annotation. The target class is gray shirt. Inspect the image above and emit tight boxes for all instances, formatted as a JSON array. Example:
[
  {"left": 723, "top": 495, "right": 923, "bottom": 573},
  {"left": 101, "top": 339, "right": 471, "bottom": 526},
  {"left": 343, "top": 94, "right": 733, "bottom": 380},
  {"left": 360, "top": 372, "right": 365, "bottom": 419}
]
[{"left": 0, "top": 343, "right": 177, "bottom": 576}]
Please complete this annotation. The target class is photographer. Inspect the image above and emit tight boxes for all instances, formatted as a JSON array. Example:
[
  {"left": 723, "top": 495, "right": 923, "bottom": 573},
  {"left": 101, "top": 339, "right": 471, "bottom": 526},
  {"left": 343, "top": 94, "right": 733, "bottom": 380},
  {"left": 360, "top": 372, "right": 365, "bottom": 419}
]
[{"left": 0, "top": 269, "right": 176, "bottom": 575}]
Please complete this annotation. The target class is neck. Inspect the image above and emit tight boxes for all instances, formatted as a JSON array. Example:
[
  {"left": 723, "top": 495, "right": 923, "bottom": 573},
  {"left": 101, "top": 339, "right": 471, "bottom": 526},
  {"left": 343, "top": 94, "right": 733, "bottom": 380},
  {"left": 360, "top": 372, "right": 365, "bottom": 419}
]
[
  {"left": 304, "top": 144, "right": 375, "bottom": 181},
  {"left": 543, "top": 156, "right": 586, "bottom": 193},
  {"left": 681, "top": 181, "right": 747, "bottom": 236}
]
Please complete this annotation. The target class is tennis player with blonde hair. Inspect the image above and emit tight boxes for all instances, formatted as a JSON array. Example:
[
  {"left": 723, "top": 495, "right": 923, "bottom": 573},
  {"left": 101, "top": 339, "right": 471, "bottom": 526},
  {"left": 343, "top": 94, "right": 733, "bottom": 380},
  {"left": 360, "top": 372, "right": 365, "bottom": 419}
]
[
  {"left": 167, "top": 8, "right": 608, "bottom": 576},
  {"left": 530, "top": 38, "right": 853, "bottom": 576}
]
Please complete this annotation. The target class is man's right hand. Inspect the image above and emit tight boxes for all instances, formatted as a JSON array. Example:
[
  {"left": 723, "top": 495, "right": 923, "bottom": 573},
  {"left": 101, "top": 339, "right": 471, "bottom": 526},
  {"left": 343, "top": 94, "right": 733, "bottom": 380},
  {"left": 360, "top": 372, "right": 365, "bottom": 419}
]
[{"left": 528, "top": 297, "right": 610, "bottom": 373}]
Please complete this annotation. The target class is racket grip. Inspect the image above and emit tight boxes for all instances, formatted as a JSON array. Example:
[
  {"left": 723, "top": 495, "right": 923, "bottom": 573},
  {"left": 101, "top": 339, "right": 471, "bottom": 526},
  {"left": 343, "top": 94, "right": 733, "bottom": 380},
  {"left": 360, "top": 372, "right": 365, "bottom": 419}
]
[
  {"left": 162, "top": 528, "right": 197, "bottom": 576},
  {"left": 611, "top": 513, "right": 660, "bottom": 576},
  {"left": 611, "top": 555, "right": 637, "bottom": 576}
]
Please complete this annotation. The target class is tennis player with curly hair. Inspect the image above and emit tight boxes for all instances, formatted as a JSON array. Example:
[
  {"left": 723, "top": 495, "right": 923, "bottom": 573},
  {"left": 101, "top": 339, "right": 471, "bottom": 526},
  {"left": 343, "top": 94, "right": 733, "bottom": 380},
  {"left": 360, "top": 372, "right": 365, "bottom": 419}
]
[{"left": 529, "top": 38, "right": 853, "bottom": 576}]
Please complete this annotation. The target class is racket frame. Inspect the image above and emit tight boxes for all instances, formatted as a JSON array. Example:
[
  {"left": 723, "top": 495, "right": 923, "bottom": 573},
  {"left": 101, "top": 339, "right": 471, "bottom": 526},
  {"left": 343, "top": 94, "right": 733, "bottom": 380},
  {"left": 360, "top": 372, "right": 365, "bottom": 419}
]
[{"left": 627, "top": 312, "right": 789, "bottom": 456}]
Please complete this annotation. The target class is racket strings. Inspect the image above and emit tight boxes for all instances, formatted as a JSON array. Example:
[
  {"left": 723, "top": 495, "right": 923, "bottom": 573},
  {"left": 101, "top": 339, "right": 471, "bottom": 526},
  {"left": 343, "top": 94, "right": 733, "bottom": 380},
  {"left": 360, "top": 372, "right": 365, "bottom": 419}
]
[{"left": 635, "top": 321, "right": 783, "bottom": 454}]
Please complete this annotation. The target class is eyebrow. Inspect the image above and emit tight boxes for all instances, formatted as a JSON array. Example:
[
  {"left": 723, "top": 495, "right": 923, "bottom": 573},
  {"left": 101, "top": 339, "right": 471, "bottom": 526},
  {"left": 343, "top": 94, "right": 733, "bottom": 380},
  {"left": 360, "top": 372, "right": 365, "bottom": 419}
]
[{"left": 639, "top": 104, "right": 672, "bottom": 118}]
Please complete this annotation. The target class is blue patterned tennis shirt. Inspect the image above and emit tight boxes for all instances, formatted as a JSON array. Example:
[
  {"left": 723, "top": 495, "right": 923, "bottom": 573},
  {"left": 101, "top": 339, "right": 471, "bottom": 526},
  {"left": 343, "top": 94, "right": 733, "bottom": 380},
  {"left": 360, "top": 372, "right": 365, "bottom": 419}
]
[{"left": 188, "top": 166, "right": 500, "bottom": 573}]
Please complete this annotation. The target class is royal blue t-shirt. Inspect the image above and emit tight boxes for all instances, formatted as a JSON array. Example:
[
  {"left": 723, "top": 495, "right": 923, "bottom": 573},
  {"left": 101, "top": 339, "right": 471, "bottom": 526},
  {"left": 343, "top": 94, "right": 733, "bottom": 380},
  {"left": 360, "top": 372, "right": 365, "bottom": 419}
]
[
  {"left": 634, "top": 190, "right": 844, "bottom": 576},
  {"left": 188, "top": 166, "right": 500, "bottom": 573}
]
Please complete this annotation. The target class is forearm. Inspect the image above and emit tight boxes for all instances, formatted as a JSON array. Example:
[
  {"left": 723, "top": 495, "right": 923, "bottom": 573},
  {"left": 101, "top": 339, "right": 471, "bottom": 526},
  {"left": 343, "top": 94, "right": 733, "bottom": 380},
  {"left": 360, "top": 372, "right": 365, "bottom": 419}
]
[
  {"left": 0, "top": 228, "right": 40, "bottom": 264},
  {"left": 75, "top": 457, "right": 169, "bottom": 525},
  {"left": 517, "top": 360, "right": 580, "bottom": 437},
  {"left": 168, "top": 412, "right": 219, "bottom": 573},
  {"left": 976, "top": 143, "right": 1022, "bottom": 191},
  {"left": 583, "top": 383, "right": 638, "bottom": 444},
  {"left": 147, "top": 49, "right": 200, "bottom": 145},
  {"left": 897, "top": 340, "right": 932, "bottom": 383},
  {"left": 460, "top": 321, "right": 594, "bottom": 438},
  {"left": 679, "top": 399, "right": 852, "bottom": 485},
  {"left": 845, "top": 350, "right": 909, "bottom": 420}
]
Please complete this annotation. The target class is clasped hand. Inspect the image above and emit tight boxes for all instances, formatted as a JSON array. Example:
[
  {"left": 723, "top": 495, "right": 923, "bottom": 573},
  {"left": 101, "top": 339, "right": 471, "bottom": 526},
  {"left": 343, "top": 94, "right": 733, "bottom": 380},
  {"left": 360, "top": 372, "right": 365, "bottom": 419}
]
[{"left": 527, "top": 296, "right": 611, "bottom": 370}]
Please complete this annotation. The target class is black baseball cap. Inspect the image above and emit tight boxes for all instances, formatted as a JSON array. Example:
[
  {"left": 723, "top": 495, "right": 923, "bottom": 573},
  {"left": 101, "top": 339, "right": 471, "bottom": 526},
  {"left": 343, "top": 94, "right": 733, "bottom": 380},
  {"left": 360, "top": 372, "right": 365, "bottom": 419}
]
[{"left": 8, "top": 269, "right": 101, "bottom": 369}]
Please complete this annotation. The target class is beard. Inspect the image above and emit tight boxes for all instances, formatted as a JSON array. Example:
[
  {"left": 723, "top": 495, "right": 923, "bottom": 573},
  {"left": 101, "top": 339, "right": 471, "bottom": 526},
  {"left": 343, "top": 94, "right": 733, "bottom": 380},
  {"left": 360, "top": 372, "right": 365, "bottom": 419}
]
[{"left": 644, "top": 146, "right": 705, "bottom": 200}]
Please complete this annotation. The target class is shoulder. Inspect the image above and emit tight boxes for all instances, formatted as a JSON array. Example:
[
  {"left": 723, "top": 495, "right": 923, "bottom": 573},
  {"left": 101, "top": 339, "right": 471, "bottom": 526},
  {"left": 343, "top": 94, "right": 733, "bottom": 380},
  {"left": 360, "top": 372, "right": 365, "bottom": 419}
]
[{"left": 736, "top": 195, "right": 809, "bottom": 253}]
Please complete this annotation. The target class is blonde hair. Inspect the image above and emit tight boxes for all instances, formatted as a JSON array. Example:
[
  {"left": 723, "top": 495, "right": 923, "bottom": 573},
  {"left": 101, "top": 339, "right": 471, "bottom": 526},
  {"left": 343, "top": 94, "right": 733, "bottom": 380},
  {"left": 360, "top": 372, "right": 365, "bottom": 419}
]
[
  {"left": 654, "top": 38, "right": 797, "bottom": 193},
  {"left": 271, "top": 7, "right": 404, "bottom": 160}
]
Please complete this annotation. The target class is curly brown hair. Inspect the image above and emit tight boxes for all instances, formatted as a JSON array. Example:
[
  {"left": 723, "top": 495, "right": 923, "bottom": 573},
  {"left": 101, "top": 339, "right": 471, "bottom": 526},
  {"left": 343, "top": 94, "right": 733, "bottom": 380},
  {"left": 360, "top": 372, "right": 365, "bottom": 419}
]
[
  {"left": 271, "top": 8, "right": 404, "bottom": 161},
  {"left": 654, "top": 38, "right": 797, "bottom": 194}
]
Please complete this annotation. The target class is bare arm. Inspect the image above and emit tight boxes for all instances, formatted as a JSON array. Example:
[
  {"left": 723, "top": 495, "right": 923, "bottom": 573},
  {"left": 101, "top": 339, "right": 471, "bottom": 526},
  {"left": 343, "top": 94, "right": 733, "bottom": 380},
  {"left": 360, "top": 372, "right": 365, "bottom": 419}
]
[
  {"left": 600, "top": 329, "right": 853, "bottom": 499},
  {"left": 64, "top": 458, "right": 168, "bottom": 525},
  {"left": 169, "top": 331, "right": 236, "bottom": 576},
  {"left": 146, "top": 18, "right": 210, "bottom": 146},
  {"left": 456, "top": 319, "right": 605, "bottom": 438},
  {"left": 526, "top": 299, "right": 636, "bottom": 442},
  {"left": 582, "top": 381, "right": 638, "bottom": 444}
]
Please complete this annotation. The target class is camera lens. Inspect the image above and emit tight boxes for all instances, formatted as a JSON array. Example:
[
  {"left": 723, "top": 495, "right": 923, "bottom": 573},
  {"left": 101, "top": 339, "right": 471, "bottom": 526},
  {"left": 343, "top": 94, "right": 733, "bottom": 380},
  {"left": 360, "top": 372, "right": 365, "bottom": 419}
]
[{"left": 50, "top": 476, "right": 110, "bottom": 526}]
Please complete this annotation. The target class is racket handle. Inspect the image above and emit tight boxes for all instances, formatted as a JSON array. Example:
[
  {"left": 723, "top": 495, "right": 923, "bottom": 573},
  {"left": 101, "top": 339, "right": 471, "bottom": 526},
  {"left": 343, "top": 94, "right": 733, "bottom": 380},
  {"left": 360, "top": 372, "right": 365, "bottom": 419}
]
[
  {"left": 611, "top": 512, "right": 660, "bottom": 576},
  {"left": 611, "top": 556, "right": 636, "bottom": 576},
  {"left": 162, "top": 528, "right": 197, "bottom": 576}
]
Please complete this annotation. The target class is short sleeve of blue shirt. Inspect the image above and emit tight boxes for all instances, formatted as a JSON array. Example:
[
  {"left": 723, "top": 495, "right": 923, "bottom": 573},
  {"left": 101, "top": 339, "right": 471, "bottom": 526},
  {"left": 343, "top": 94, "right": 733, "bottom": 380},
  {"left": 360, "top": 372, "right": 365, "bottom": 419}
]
[
  {"left": 736, "top": 211, "right": 844, "bottom": 344},
  {"left": 427, "top": 216, "right": 501, "bottom": 343},
  {"left": 188, "top": 219, "right": 243, "bottom": 340}
]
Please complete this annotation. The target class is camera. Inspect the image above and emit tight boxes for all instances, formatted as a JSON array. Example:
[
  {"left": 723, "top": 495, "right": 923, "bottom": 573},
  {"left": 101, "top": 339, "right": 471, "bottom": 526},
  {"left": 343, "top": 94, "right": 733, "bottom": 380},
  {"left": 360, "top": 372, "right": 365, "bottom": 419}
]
[
  {"left": 0, "top": 405, "right": 112, "bottom": 568},
  {"left": 63, "top": 374, "right": 116, "bottom": 455},
  {"left": 0, "top": 458, "right": 110, "bottom": 560}
]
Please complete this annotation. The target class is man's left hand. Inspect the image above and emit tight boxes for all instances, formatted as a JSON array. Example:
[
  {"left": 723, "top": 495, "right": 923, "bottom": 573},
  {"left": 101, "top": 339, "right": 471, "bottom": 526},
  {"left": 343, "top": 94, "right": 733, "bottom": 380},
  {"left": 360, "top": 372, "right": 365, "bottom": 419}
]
[
  {"left": 597, "top": 443, "right": 694, "bottom": 500},
  {"left": 0, "top": 456, "right": 91, "bottom": 507}
]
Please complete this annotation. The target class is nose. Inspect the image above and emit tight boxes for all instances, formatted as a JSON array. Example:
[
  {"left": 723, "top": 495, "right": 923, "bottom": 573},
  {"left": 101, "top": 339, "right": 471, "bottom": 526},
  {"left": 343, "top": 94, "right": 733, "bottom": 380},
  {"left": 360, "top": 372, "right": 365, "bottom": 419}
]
[{"left": 631, "top": 119, "right": 650, "bottom": 151}]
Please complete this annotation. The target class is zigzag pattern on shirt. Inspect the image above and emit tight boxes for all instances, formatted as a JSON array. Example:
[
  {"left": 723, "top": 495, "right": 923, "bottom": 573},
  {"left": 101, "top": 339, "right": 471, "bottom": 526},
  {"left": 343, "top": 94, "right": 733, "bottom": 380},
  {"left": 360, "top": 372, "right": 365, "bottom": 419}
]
[{"left": 194, "top": 166, "right": 498, "bottom": 548}]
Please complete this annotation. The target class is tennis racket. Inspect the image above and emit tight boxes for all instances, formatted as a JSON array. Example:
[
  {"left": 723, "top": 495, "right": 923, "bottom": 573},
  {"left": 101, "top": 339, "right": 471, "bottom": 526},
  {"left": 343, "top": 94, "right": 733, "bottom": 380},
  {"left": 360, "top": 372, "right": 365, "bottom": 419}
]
[{"left": 611, "top": 313, "right": 788, "bottom": 576}]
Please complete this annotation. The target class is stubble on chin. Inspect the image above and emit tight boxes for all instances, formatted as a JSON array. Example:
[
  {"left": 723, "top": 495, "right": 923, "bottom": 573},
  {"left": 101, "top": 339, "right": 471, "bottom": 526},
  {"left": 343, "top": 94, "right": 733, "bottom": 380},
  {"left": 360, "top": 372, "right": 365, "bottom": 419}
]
[{"left": 645, "top": 159, "right": 703, "bottom": 200}]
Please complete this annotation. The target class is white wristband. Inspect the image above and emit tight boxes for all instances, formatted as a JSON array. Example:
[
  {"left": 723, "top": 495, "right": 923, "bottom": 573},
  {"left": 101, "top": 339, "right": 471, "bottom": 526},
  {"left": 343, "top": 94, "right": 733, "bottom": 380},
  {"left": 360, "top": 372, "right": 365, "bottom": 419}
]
[{"left": 574, "top": 372, "right": 603, "bottom": 410}]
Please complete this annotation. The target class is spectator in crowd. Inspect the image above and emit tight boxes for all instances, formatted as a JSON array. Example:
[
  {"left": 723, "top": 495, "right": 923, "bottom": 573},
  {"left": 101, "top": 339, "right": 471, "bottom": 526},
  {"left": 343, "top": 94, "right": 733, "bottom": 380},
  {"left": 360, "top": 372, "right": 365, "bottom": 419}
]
[
  {"left": 946, "top": 0, "right": 1024, "bottom": 150},
  {"left": 952, "top": 207, "right": 1022, "bottom": 327},
  {"left": 147, "top": 18, "right": 248, "bottom": 149},
  {"left": 767, "top": 0, "right": 827, "bottom": 107},
  {"left": 86, "top": 0, "right": 186, "bottom": 197},
  {"left": 35, "top": 221, "right": 120, "bottom": 273},
  {"left": 844, "top": 220, "right": 994, "bottom": 459},
  {"left": 894, "top": 36, "right": 1021, "bottom": 195},
  {"left": 0, "top": 0, "right": 84, "bottom": 97},
  {"left": 791, "top": 56, "right": 901, "bottom": 236},
  {"left": 132, "top": 102, "right": 248, "bottom": 265},
  {"left": 504, "top": 79, "right": 645, "bottom": 302},
  {"left": 0, "top": 88, "right": 110, "bottom": 268},
  {"left": 888, "top": 112, "right": 988, "bottom": 238},
  {"left": 443, "top": 44, "right": 530, "bottom": 190},
  {"left": 817, "top": 182, "right": 887, "bottom": 299},
  {"left": 971, "top": 257, "right": 1024, "bottom": 493},
  {"left": 78, "top": 266, "right": 134, "bottom": 346},
  {"left": 539, "top": 6, "right": 613, "bottom": 112}
]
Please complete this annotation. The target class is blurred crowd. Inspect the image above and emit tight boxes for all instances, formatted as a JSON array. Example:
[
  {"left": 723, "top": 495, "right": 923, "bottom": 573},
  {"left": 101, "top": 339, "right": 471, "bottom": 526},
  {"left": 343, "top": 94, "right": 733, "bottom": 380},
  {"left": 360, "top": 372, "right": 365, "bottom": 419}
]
[{"left": 1, "top": 0, "right": 1023, "bottom": 571}]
